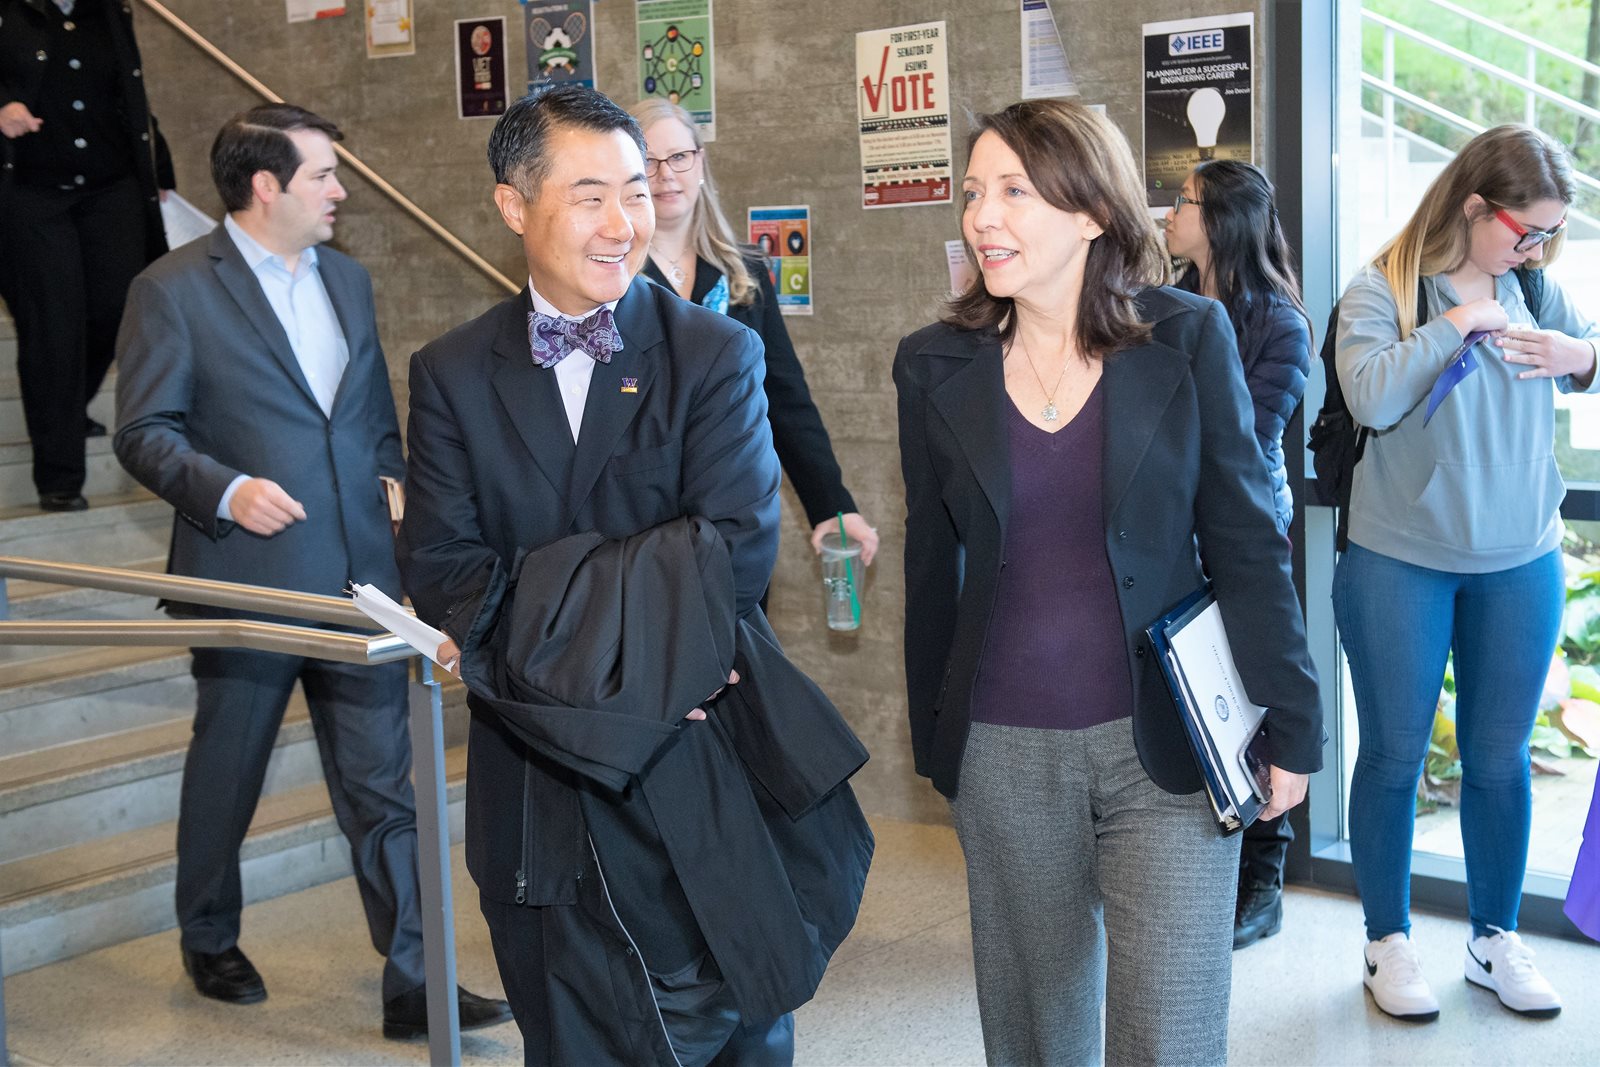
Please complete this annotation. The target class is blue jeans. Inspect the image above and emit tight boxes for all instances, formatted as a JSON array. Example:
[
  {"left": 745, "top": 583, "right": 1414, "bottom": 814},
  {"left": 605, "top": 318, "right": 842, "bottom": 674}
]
[{"left": 1334, "top": 544, "right": 1563, "bottom": 941}]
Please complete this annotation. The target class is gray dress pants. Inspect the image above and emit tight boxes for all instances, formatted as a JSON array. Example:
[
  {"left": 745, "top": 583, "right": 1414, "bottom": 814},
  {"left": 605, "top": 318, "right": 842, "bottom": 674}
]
[{"left": 950, "top": 718, "right": 1240, "bottom": 1067}]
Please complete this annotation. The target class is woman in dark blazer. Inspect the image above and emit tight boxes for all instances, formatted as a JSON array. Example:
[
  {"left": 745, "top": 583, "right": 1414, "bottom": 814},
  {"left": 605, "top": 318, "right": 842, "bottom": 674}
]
[
  {"left": 628, "top": 97, "right": 877, "bottom": 568},
  {"left": 894, "top": 99, "right": 1322, "bottom": 1066}
]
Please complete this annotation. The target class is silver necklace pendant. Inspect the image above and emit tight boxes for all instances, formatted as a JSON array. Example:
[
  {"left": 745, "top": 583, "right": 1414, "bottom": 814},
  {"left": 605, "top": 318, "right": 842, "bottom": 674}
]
[{"left": 1042, "top": 402, "right": 1060, "bottom": 422}]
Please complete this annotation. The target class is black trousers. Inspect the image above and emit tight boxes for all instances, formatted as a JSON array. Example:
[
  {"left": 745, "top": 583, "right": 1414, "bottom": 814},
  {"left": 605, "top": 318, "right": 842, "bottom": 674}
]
[
  {"left": 175, "top": 648, "right": 426, "bottom": 1001},
  {"left": 0, "top": 175, "right": 147, "bottom": 496},
  {"left": 1239, "top": 811, "right": 1295, "bottom": 888},
  {"left": 479, "top": 848, "right": 795, "bottom": 1067}
]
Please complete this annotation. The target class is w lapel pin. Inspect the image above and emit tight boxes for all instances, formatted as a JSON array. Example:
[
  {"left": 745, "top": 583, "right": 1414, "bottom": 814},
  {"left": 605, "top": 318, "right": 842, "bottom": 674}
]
[{"left": 620, "top": 377, "right": 639, "bottom": 394}]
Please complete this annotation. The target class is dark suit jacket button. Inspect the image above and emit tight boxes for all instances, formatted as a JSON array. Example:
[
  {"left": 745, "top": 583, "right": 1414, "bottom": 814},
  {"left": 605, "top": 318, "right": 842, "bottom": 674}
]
[
  {"left": 1122, "top": 576, "right": 1135, "bottom": 588},
  {"left": 1118, "top": 530, "right": 1128, "bottom": 541},
  {"left": 1135, "top": 646, "right": 1145, "bottom": 658}
]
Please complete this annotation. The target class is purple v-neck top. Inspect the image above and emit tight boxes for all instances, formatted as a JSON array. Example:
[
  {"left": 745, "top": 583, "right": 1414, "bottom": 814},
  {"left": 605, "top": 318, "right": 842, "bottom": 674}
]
[{"left": 968, "top": 381, "right": 1135, "bottom": 731}]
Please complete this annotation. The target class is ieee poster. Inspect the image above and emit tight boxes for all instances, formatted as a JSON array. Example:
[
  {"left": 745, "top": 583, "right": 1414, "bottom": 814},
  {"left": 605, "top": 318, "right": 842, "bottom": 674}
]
[
  {"left": 749, "top": 206, "right": 812, "bottom": 316},
  {"left": 366, "top": 0, "right": 415, "bottom": 59},
  {"left": 1021, "top": 1, "right": 1076, "bottom": 100},
  {"left": 526, "top": 2, "right": 595, "bottom": 93},
  {"left": 856, "top": 21, "right": 953, "bottom": 209},
  {"left": 637, "top": 0, "right": 716, "bottom": 141},
  {"left": 1142, "top": 12, "right": 1253, "bottom": 207},
  {"left": 455, "top": 17, "right": 508, "bottom": 119}
]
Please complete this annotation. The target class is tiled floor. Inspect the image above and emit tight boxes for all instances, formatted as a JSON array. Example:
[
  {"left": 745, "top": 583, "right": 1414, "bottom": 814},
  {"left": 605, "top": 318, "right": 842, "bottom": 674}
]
[{"left": 4, "top": 815, "right": 1596, "bottom": 1066}]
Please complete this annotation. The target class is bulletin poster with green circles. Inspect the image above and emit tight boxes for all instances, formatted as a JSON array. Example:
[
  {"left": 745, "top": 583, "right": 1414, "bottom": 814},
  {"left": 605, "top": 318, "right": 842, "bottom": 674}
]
[{"left": 637, "top": 0, "right": 716, "bottom": 140}]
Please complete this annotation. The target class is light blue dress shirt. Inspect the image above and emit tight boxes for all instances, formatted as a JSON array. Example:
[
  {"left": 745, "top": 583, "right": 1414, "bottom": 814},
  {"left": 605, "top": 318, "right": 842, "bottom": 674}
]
[{"left": 216, "top": 215, "right": 351, "bottom": 519}]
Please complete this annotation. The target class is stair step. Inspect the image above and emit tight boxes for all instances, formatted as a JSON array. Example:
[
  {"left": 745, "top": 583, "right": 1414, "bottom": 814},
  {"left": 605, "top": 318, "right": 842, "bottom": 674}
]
[
  {"left": 0, "top": 490, "right": 170, "bottom": 566},
  {"left": 0, "top": 434, "right": 140, "bottom": 507},
  {"left": 0, "top": 743, "right": 468, "bottom": 976},
  {"left": 0, "top": 649, "right": 195, "bottom": 758},
  {"left": 0, "top": 373, "right": 116, "bottom": 468},
  {"left": 0, "top": 700, "right": 325, "bottom": 864}
]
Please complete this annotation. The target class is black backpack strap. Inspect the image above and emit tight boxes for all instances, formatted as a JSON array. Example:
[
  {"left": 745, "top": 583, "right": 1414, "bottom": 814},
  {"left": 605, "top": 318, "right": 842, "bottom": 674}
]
[{"left": 1513, "top": 266, "right": 1545, "bottom": 327}]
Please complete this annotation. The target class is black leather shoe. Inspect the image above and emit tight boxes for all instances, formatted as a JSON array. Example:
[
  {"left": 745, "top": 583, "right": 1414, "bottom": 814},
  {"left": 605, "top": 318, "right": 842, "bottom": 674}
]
[
  {"left": 1233, "top": 882, "right": 1284, "bottom": 950},
  {"left": 38, "top": 493, "right": 89, "bottom": 512},
  {"left": 383, "top": 985, "right": 513, "bottom": 1040},
  {"left": 85, "top": 417, "right": 107, "bottom": 438},
  {"left": 182, "top": 946, "right": 267, "bottom": 1004}
]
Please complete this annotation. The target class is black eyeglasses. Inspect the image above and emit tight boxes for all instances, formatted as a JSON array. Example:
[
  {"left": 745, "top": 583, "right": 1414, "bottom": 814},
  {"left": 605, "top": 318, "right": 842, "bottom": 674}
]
[
  {"left": 643, "top": 148, "right": 702, "bottom": 178},
  {"left": 1173, "top": 193, "right": 1204, "bottom": 210}
]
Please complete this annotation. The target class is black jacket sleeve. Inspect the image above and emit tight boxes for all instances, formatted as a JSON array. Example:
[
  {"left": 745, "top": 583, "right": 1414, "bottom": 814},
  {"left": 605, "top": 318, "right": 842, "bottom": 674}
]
[{"left": 743, "top": 264, "right": 856, "bottom": 526}]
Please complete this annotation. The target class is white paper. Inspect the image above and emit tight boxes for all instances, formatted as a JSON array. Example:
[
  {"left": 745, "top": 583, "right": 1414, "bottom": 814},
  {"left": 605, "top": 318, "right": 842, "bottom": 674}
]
[
  {"left": 159, "top": 192, "right": 216, "bottom": 250},
  {"left": 348, "top": 583, "right": 451, "bottom": 666},
  {"left": 1165, "top": 598, "right": 1265, "bottom": 807},
  {"left": 370, "top": 0, "right": 411, "bottom": 46},
  {"left": 945, "top": 238, "right": 974, "bottom": 295},
  {"left": 1020, "top": 1, "right": 1076, "bottom": 99}
]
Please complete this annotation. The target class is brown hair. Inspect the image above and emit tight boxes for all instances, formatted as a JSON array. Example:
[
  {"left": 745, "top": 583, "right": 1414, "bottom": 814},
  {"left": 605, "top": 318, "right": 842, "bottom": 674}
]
[
  {"left": 626, "top": 98, "right": 756, "bottom": 306},
  {"left": 944, "top": 99, "right": 1169, "bottom": 354},
  {"left": 1374, "top": 124, "right": 1573, "bottom": 338}
]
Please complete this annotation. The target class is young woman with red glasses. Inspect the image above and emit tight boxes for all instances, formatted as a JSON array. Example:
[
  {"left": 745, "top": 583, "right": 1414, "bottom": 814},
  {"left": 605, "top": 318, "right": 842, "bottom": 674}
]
[{"left": 1335, "top": 124, "right": 1598, "bottom": 1024}]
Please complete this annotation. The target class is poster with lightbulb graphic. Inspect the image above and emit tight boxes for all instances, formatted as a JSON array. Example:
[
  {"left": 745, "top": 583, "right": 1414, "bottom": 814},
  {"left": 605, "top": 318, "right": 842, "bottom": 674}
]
[{"left": 1141, "top": 12, "right": 1253, "bottom": 208}]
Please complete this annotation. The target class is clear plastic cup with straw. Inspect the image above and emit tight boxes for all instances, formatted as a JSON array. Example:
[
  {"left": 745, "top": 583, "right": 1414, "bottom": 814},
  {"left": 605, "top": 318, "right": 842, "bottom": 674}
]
[{"left": 819, "top": 513, "right": 862, "bottom": 631}]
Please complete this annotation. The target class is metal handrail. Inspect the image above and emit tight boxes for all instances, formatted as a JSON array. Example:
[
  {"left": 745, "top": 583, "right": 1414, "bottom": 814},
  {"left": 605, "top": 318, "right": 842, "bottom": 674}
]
[
  {"left": 1406, "top": 0, "right": 1600, "bottom": 80},
  {"left": 0, "top": 555, "right": 463, "bottom": 1065},
  {"left": 0, "top": 556, "right": 374, "bottom": 627},
  {"left": 135, "top": 0, "right": 519, "bottom": 296},
  {"left": 0, "top": 619, "right": 413, "bottom": 663},
  {"left": 1363, "top": 12, "right": 1600, "bottom": 126}
]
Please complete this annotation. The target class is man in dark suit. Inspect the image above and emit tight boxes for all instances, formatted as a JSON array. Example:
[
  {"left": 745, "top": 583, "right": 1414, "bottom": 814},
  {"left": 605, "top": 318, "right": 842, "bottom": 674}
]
[
  {"left": 113, "top": 103, "right": 508, "bottom": 1038},
  {"left": 395, "top": 86, "right": 788, "bottom": 1065}
]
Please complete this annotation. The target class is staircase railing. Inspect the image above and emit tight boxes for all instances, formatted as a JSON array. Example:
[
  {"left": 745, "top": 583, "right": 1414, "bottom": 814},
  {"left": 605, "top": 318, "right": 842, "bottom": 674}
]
[
  {"left": 1360, "top": 1, "right": 1600, "bottom": 231},
  {"left": 136, "top": 0, "right": 519, "bottom": 297},
  {"left": 0, "top": 557, "right": 464, "bottom": 1067}
]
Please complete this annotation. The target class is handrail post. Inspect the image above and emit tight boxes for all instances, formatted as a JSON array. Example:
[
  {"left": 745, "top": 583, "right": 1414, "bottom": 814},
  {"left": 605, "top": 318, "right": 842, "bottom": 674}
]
[
  {"left": 2, "top": 913, "right": 10, "bottom": 1067},
  {"left": 408, "top": 659, "right": 460, "bottom": 1066},
  {"left": 1383, "top": 27, "right": 1396, "bottom": 221}
]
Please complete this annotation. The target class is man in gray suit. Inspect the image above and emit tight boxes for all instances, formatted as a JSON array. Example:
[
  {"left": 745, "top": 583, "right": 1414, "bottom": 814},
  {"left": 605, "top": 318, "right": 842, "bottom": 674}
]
[{"left": 113, "top": 103, "right": 509, "bottom": 1039}]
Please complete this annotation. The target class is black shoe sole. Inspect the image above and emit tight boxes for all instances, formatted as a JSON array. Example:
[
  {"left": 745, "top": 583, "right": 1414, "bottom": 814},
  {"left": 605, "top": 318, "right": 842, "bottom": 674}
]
[
  {"left": 1464, "top": 974, "right": 1561, "bottom": 1018},
  {"left": 383, "top": 1008, "right": 515, "bottom": 1040},
  {"left": 1364, "top": 984, "right": 1439, "bottom": 1023},
  {"left": 191, "top": 982, "right": 267, "bottom": 1005}
]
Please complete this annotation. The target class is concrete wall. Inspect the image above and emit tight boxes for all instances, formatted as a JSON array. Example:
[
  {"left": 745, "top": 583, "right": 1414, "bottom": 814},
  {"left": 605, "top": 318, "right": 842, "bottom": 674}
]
[{"left": 135, "top": 0, "right": 1277, "bottom": 825}]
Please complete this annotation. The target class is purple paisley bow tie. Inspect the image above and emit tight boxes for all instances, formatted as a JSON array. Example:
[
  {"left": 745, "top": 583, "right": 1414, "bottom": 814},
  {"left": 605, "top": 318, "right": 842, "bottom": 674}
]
[{"left": 527, "top": 307, "right": 624, "bottom": 368}]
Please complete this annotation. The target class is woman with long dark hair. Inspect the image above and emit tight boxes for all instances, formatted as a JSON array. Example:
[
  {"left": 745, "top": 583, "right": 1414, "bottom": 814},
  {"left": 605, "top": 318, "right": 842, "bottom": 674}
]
[
  {"left": 895, "top": 99, "right": 1321, "bottom": 1065},
  {"left": 1336, "top": 124, "right": 1597, "bottom": 1022},
  {"left": 1164, "top": 160, "right": 1311, "bottom": 949}
]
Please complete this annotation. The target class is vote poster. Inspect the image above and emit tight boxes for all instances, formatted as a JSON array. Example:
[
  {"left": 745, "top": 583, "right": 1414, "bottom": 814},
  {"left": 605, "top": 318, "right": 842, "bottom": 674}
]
[
  {"left": 749, "top": 206, "right": 812, "bottom": 316},
  {"left": 525, "top": 1, "right": 595, "bottom": 93},
  {"left": 637, "top": 0, "right": 716, "bottom": 141},
  {"left": 856, "top": 21, "right": 952, "bottom": 210},
  {"left": 1142, "top": 12, "right": 1253, "bottom": 207},
  {"left": 455, "top": 17, "right": 508, "bottom": 119}
]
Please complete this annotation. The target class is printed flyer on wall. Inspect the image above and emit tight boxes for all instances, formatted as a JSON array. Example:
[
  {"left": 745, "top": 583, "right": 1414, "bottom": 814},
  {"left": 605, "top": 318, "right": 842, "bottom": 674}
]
[
  {"left": 1142, "top": 12, "right": 1253, "bottom": 207},
  {"left": 366, "top": 0, "right": 415, "bottom": 59},
  {"left": 286, "top": 1, "right": 345, "bottom": 23},
  {"left": 749, "top": 206, "right": 812, "bottom": 316},
  {"left": 1021, "top": 1, "right": 1075, "bottom": 100},
  {"left": 856, "top": 21, "right": 952, "bottom": 209},
  {"left": 637, "top": 0, "right": 715, "bottom": 140},
  {"left": 455, "top": 17, "right": 508, "bottom": 119},
  {"left": 525, "top": 1, "right": 595, "bottom": 93}
]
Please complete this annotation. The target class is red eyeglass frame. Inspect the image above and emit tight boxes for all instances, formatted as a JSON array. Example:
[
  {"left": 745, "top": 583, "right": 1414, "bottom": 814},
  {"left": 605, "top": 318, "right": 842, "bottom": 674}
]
[{"left": 1493, "top": 208, "right": 1567, "bottom": 253}]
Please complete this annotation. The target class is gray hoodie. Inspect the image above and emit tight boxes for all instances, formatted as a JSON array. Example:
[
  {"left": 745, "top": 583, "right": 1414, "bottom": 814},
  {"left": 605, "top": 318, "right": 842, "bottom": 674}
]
[{"left": 1335, "top": 265, "right": 1599, "bottom": 573}]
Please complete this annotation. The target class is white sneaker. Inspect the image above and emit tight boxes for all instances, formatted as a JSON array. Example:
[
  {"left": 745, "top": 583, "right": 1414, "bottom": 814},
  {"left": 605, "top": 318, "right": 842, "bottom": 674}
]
[
  {"left": 1363, "top": 933, "right": 1441, "bottom": 1022},
  {"left": 1465, "top": 927, "right": 1562, "bottom": 1017}
]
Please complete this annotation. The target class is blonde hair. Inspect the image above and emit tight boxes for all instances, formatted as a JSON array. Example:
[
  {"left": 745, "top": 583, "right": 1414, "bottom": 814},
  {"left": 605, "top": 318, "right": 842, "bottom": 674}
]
[
  {"left": 1374, "top": 125, "right": 1572, "bottom": 338},
  {"left": 626, "top": 98, "right": 756, "bottom": 307}
]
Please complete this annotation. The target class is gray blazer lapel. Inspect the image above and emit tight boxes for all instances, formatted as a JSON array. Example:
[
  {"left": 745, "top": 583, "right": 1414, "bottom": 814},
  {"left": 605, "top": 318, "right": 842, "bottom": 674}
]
[
  {"left": 206, "top": 226, "right": 322, "bottom": 412},
  {"left": 318, "top": 252, "right": 365, "bottom": 414},
  {"left": 491, "top": 290, "right": 574, "bottom": 499}
]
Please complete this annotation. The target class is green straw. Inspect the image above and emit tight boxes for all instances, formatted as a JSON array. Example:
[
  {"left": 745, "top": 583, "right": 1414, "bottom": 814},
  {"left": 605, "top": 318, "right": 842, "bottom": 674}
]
[{"left": 837, "top": 511, "right": 861, "bottom": 627}]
